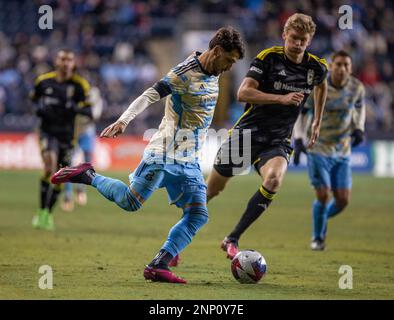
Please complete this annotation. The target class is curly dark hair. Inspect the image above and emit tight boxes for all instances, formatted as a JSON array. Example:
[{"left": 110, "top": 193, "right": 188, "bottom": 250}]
[{"left": 209, "top": 27, "right": 245, "bottom": 59}]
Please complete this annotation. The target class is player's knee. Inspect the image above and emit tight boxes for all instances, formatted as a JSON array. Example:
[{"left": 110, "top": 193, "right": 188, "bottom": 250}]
[
  {"left": 315, "top": 189, "right": 330, "bottom": 204},
  {"left": 43, "top": 164, "right": 54, "bottom": 177},
  {"left": 119, "top": 190, "right": 142, "bottom": 212},
  {"left": 187, "top": 207, "right": 209, "bottom": 233},
  {"left": 207, "top": 187, "right": 222, "bottom": 201},
  {"left": 263, "top": 173, "right": 282, "bottom": 192},
  {"left": 317, "top": 193, "right": 330, "bottom": 204},
  {"left": 335, "top": 196, "right": 349, "bottom": 210}
]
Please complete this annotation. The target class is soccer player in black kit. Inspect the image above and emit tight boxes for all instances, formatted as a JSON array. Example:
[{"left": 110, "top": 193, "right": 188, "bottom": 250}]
[
  {"left": 30, "top": 49, "right": 92, "bottom": 230},
  {"left": 207, "top": 13, "right": 328, "bottom": 258}
]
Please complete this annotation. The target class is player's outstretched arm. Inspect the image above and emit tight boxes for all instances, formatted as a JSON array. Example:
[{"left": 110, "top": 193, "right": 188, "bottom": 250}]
[
  {"left": 100, "top": 87, "right": 161, "bottom": 138},
  {"left": 238, "top": 77, "right": 304, "bottom": 106},
  {"left": 308, "top": 79, "right": 328, "bottom": 148},
  {"left": 100, "top": 121, "right": 127, "bottom": 138}
]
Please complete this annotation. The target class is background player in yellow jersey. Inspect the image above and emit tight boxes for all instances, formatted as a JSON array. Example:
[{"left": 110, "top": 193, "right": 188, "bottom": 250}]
[
  {"left": 30, "top": 49, "right": 92, "bottom": 230},
  {"left": 207, "top": 13, "right": 328, "bottom": 259},
  {"left": 293, "top": 50, "right": 366, "bottom": 250}
]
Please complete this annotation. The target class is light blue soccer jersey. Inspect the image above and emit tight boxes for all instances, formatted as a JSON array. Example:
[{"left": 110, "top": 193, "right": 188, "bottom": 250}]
[
  {"left": 144, "top": 52, "right": 219, "bottom": 164},
  {"left": 305, "top": 75, "right": 365, "bottom": 157}
]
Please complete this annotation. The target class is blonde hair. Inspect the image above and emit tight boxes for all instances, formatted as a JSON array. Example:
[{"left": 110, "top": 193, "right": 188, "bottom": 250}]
[{"left": 284, "top": 13, "right": 316, "bottom": 36}]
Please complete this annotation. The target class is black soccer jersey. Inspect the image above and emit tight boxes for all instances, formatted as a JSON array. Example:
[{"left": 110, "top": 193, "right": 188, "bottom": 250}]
[
  {"left": 30, "top": 71, "right": 91, "bottom": 142},
  {"left": 236, "top": 46, "right": 327, "bottom": 142}
]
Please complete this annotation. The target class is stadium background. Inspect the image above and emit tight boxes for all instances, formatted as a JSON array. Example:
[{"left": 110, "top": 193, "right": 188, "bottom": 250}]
[
  {"left": 0, "top": 0, "right": 393, "bottom": 175},
  {"left": 0, "top": 0, "right": 393, "bottom": 300}
]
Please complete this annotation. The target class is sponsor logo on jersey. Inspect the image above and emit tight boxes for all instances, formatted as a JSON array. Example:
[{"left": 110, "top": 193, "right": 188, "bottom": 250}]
[
  {"left": 273, "top": 81, "right": 312, "bottom": 94},
  {"left": 307, "top": 69, "right": 315, "bottom": 85},
  {"left": 250, "top": 66, "right": 263, "bottom": 74}
]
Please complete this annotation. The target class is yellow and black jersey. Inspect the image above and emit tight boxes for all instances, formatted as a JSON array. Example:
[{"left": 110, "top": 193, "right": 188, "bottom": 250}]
[
  {"left": 30, "top": 71, "right": 91, "bottom": 142},
  {"left": 236, "top": 46, "right": 327, "bottom": 142}
]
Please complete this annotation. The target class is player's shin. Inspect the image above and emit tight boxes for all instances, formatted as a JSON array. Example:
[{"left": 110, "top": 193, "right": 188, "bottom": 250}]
[
  {"left": 312, "top": 200, "right": 327, "bottom": 240},
  {"left": 325, "top": 199, "right": 342, "bottom": 218},
  {"left": 48, "top": 184, "right": 62, "bottom": 213},
  {"left": 40, "top": 176, "right": 50, "bottom": 209},
  {"left": 155, "top": 206, "right": 209, "bottom": 267},
  {"left": 92, "top": 174, "right": 142, "bottom": 211},
  {"left": 228, "top": 185, "right": 275, "bottom": 241}
]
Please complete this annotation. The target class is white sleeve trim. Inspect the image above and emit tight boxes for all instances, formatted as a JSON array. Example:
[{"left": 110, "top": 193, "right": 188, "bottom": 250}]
[{"left": 118, "top": 87, "right": 161, "bottom": 126}]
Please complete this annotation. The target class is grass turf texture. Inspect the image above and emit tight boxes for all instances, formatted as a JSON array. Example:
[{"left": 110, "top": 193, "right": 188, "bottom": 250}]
[{"left": 0, "top": 170, "right": 393, "bottom": 299}]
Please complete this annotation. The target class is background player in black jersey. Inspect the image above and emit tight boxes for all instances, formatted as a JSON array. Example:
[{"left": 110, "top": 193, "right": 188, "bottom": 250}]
[
  {"left": 30, "top": 49, "right": 92, "bottom": 230},
  {"left": 207, "top": 13, "right": 328, "bottom": 258}
]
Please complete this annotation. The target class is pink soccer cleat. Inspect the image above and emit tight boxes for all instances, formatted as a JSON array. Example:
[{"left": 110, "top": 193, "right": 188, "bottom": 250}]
[
  {"left": 143, "top": 266, "right": 187, "bottom": 284},
  {"left": 51, "top": 163, "right": 95, "bottom": 185},
  {"left": 168, "top": 254, "right": 180, "bottom": 267},
  {"left": 221, "top": 236, "right": 239, "bottom": 260}
]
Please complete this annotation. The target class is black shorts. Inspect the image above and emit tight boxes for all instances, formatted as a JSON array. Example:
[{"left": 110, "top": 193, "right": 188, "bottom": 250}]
[
  {"left": 39, "top": 131, "right": 74, "bottom": 167},
  {"left": 213, "top": 129, "right": 293, "bottom": 177}
]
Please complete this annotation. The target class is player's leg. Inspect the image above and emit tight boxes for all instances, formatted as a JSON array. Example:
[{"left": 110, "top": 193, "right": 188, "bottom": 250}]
[
  {"left": 225, "top": 155, "right": 288, "bottom": 251},
  {"left": 328, "top": 189, "right": 351, "bottom": 217},
  {"left": 326, "top": 157, "right": 352, "bottom": 218},
  {"left": 61, "top": 182, "right": 74, "bottom": 212},
  {"left": 144, "top": 164, "right": 208, "bottom": 283},
  {"left": 33, "top": 134, "right": 58, "bottom": 229},
  {"left": 307, "top": 153, "right": 332, "bottom": 250},
  {"left": 75, "top": 148, "right": 91, "bottom": 205},
  {"left": 209, "top": 129, "right": 255, "bottom": 257},
  {"left": 207, "top": 129, "right": 249, "bottom": 202},
  {"left": 206, "top": 167, "right": 232, "bottom": 202},
  {"left": 61, "top": 145, "right": 79, "bottom": 212},
  {"left": 46, "top": 142, "right": 73, "bottom": 218},
  {"left": 76, "top": 131, "right": 95, "bottom": 205},
  {"left": 322, "top": 157, "right": 352, "bottom": 238},
  {"left": 51, "top": 160, "right": 163, "bottom": 212}
]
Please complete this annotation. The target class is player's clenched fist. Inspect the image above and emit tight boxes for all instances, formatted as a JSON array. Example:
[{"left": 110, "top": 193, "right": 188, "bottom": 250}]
[
  {"left": 281, "top": 92, "right": 305, "bottom": 106},
  {"left": 100, "top": 121, "right": 127, "bottom": 138}
]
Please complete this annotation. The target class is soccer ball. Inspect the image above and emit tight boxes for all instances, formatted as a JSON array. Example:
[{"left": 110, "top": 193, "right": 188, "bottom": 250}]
[{"left": 231, "top": 250, "right": 267, "bottom": 284}]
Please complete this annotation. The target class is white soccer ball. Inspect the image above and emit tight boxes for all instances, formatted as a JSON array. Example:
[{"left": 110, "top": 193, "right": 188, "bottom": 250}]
[{"left": 231, "top": 250, "right": 267, "bottom": 284}]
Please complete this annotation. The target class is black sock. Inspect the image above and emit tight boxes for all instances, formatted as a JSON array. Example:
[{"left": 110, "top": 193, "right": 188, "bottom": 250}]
[
  {"left": 48, "top": 185, "right": 62, "bottom": 213},
  {"left": 79, "top": 169, "right": 96, "bottom": 185},
  {"left": 40, "top": 177, "right": 50, "bottom": 209},
  {"left": 148, "top": 249, "right": 174, "bottom": 270},
  {"left": 228, "top": 185, "right": 275, "bottom": 241}
]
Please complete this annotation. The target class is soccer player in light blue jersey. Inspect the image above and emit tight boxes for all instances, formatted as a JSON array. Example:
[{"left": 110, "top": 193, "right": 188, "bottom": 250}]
[
  {"left": 51, "top": 27, "right": 245, "bottom": 283},
  {"left": 294, "top": 50, "right": 366, "bottom": 250}
]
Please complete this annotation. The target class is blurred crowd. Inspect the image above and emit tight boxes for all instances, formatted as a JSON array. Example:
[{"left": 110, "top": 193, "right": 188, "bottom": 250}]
[{"left": 0, "top": 0, "right": 392, "bottom": 136}]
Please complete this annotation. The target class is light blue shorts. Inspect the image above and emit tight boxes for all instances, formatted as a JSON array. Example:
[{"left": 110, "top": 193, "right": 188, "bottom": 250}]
[
  {"left": 128, "top": 160, "right": 207, "bottom": 208},
  {"left": 307, "top": 153, "right": 352, "bottom": 190}
]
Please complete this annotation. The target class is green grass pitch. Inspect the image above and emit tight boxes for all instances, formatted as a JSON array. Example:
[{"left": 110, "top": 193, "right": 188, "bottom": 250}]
[{"left": 0, "top": 170, "right": 393, "bottom": 299}]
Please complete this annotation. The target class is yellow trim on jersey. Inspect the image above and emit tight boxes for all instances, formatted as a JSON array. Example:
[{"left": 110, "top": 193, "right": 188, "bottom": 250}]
[
  {"left": 307, "top": 53, "right": 328, "bottom": 69},
  {"left": 252, "top": 157, "right": 261, "bottom": 165},
  {"left": 34, "top": 71, "right": 57, "bottom": 85},
  {"left": 259, "top": 186, "right": 275, "bottom": 200},
  {"left": 256, "top": 46, "right": 284, "bottom": 61},
  {"left": 71, "top": 73, "right": 91, "bottom": 97},
  {"left": 228, "top": 105, "right": 254, "bottom": 136}
]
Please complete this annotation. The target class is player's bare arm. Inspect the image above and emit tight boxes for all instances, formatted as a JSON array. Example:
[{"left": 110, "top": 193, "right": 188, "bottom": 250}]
[
  {"left": 238, "top": 77, "right": 304, "bottom": 106},
  {"left": 308, "top": 78, "right": 327, "bottom": 147}
]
